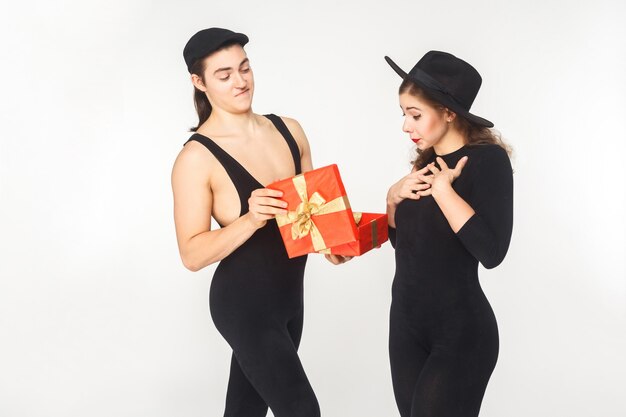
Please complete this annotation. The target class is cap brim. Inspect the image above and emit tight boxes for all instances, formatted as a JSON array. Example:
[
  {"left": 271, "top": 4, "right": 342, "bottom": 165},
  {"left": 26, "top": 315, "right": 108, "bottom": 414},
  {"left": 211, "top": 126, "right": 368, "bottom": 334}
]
[
  {"left": 384, "top": 56, "right": 407, "bottom": 79},
  {"left": 215, "top": 33, "right": 249, "bottom": 51},
  {"left": 229, "top": 33, "right": 249, "bottom": 47}
]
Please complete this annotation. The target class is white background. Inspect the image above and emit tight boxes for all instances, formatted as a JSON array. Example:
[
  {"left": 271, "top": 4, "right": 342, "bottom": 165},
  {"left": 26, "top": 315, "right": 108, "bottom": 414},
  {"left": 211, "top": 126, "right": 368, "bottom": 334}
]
[{"left": 1, "top": 1, "right": 625, "bottom": 416}]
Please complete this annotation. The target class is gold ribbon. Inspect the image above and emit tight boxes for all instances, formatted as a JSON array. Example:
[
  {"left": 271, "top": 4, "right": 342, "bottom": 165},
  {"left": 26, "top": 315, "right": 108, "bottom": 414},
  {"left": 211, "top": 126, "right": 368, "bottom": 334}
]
[
  {"left": 275, "top": 174, "right": 351, "bottom": 251},
  {"left": 371, "top": 218, "right": 378, "bottom": 248}
]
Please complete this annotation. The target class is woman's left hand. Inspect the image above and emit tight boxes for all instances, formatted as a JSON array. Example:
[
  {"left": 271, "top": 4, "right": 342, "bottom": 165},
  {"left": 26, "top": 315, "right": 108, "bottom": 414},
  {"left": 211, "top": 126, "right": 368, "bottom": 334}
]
[
  {"left": 324, "top": 254, "right": 353, "bottom": 265},
  {"left": 417, "top": 156, "right": 468, "bottom": 196}
]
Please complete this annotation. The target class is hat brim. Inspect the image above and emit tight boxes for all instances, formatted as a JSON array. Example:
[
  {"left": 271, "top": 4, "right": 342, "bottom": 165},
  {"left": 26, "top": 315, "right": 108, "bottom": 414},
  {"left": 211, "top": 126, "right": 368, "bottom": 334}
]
[
  {"left": 384, "top": 55, "right": 494, "bottom": 128},
  {"left": 385, "top": 56, "right": 407, "bottom": 78}
]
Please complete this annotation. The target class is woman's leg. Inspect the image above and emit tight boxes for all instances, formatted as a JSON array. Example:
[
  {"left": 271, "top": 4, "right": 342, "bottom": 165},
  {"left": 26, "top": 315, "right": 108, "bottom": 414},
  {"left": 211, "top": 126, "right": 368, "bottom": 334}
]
[
  {"left": 408, "top": 324, "right": 499, "bottom": 417},
  {"left": 389, "top": 305, "right": 430, "bottom": 417}
]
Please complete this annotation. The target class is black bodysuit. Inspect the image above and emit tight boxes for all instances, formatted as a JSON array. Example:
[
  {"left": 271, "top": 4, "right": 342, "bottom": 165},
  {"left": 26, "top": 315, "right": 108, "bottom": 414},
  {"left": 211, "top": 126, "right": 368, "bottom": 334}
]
[
  {"left": 185, "top": 114, "right": 319, "bottom": 417},
  {"left": 388, "top": 144, "right": 513, "bottom": 417}
]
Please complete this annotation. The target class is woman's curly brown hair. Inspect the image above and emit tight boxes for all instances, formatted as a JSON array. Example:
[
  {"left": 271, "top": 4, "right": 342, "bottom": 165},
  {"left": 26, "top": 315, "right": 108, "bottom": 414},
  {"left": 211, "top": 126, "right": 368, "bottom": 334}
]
[{"left": 399, "top": 79, "right": 512, "bottom": 170}]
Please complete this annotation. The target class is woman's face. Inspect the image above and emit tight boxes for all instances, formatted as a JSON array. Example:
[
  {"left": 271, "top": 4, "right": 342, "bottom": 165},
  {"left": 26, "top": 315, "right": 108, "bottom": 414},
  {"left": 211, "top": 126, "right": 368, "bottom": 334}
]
[
  {"left": 198, "top": 44, "right": 254, "bottom": 113},
  {"left": 399, "top": 92, "right": 449, "bottom": 151}
]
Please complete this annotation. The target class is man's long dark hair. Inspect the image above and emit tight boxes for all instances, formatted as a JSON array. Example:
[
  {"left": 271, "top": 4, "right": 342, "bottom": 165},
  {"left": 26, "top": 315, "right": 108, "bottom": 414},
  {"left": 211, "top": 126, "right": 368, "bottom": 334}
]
[{"left": 188, "top": 41, "right": 240, "bottom": 132}]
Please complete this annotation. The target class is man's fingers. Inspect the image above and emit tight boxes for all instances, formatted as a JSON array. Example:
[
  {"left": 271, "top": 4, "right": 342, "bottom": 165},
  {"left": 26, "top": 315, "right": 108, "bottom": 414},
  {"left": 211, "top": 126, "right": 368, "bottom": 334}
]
[
  {"left": 252, "top": 196, "right": 288, "bottom": 208},
  {"left": 254, "top": 188, "right": 284, "bottom": 198},
  {"left": 325, "top": 254, "right": 347, "bottom": 265},
  {"left": 324, "top": 254, "right": 339, "bottom": 264},
  {"left": 250, "top": 204, "right": 288, "bottom": 216}
]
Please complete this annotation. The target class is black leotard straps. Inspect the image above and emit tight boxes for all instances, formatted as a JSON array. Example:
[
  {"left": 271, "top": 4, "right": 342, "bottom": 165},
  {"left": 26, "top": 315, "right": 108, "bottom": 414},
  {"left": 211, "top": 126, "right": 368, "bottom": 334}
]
[
  {"left": 185, "top": 133, "right": 255, "bottom": 216},
  {"left": 264, "top": 114, "right": 302, "bottom": 175},
  {"left": 184, "top": 114, "right": 303, "bottom": 217}
]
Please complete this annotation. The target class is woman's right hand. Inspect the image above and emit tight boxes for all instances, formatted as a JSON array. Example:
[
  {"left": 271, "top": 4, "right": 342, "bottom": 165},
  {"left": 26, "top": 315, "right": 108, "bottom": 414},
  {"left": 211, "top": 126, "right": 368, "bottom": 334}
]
[
  {"left": 246, "top": 188, "right": 289, "bottom": 229},
  {"left": 386, "top": 165, "right": 432, "bottom": 207}
]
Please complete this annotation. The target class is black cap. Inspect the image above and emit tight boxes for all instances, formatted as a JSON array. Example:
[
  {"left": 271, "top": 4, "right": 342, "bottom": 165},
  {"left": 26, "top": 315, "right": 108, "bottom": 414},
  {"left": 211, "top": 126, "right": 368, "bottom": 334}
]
[
  {"left": 385, "top": 51, "right": 493, "bottom": 127},
  {"left": 183, "top": 28, "right": 249, "bottom": 73}
]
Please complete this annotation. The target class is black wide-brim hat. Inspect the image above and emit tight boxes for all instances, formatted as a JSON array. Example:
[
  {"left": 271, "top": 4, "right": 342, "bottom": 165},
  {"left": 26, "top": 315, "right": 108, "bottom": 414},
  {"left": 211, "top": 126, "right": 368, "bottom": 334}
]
[
  {"left": 385, "top": 51, "right": 493, "bottom": 127},
  {"left": 183, "top": 27, "right": 249, "bottom": 73}
]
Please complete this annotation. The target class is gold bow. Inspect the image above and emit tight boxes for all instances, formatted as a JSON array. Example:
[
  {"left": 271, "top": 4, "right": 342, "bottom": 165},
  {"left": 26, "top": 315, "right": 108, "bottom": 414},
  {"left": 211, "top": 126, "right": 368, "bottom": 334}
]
[{"left": 275, "top": 174, "right": 350, "bottom": 251}]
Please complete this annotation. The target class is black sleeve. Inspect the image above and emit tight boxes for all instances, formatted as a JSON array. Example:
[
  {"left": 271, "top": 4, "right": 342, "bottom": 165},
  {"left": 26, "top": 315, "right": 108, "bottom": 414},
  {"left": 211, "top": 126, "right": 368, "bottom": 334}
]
[
  {"left": 456, "top": 146, "right": 513, "bottom": 269},
  {"left": 388, "top": 225, "right": 397, "bottom": 249}
]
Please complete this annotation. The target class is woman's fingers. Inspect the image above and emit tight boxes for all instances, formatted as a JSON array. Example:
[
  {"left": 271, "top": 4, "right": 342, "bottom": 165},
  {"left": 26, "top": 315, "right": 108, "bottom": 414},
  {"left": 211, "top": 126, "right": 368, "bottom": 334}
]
[
  {"left": 406, "top": 183, "right": 430, "bottom": 193},
  {"left": 392, "top": 169, "right": 435, "bottom": 204},
  {"left": 413, "top": 183, "right": 431, "bottom": 191},
  {"left": 408, "top": 165, "right": 431, "bottom": 179},
  {"left": 417, "top": 174, "right": 434, "bottom": 184},
  {"left": 436, "top": 157, "right": 448, "bottom": 170},
  {"left": 417, "top": 188, "right": 432, "bottom": 197},
  {"left": 427, "top": 162, "right": 440, "bottom": 175},
  {"left": 454, "top": 156, "right": 468, "bottom": 176},
  {"left": 399, "top": 180, "right": 430, "bottom": 200},
  {"left": 404, "top": 177, "right": 430, "bottom": 187},
  {"left": 417, "top": 165, "right": 430, "bottom": 175}
]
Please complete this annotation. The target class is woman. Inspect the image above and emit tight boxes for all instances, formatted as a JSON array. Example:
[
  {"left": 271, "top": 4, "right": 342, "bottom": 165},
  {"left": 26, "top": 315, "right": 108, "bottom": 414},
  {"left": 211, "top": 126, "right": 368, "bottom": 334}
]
[
  {"left": 171, "top": 28, "right": 332, "bottom": 417},
  {"left": 384, "top": 51, "right": 513, "bottom": 417}
]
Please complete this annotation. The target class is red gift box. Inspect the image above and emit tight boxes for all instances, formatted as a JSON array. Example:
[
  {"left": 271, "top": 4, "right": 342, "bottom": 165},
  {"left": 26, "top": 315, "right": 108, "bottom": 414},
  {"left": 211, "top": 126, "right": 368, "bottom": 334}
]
[
  {"left": 268, "top": 164, "right": 358, "bottom": 258},
  {"left": 320, "top": 212, "right": 388, "bottom": 256}
]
